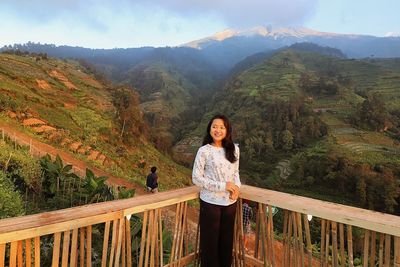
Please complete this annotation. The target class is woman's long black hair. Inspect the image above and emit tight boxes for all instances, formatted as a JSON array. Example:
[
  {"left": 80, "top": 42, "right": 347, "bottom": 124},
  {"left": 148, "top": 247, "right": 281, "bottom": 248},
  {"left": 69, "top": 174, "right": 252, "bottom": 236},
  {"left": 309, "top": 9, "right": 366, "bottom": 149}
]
[{"left": 202, "top": 114, "right": 237, "bottom": 163}]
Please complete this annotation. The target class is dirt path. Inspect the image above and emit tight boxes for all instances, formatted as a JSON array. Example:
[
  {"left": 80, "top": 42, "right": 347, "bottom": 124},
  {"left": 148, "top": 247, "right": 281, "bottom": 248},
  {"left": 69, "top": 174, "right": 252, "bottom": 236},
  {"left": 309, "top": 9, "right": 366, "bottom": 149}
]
[{"left": 0, "top": 120, "right": 146, "bottom": 193}]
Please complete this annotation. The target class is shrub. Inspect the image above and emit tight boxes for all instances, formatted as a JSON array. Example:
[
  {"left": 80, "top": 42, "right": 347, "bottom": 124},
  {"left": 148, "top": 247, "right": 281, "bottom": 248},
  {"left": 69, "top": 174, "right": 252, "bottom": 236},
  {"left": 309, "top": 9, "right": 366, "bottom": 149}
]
[{"left": 0, "top": 171, "right": 25, "bottom": 219}]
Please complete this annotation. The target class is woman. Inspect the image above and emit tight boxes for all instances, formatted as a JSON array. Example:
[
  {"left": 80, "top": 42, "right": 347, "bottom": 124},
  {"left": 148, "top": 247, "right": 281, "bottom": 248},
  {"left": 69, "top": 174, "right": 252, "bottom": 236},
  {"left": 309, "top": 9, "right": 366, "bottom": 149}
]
[{"left": 192, "top": 114, "right": 241, "bottom": 267}]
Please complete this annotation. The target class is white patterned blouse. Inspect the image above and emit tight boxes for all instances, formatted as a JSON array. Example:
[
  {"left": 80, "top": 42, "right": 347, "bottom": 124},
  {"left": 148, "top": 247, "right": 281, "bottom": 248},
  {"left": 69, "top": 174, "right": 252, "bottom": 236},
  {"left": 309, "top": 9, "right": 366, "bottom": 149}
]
[{"left": 192, "top": 144, "right": 241, "bottom": 206}]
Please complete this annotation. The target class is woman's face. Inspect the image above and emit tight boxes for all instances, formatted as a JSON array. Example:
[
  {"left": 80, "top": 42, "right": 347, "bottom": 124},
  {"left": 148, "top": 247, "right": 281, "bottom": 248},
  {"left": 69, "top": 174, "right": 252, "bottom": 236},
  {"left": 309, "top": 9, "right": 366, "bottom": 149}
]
[{"left": 210, "top": 118, "right": 227, "bottom": 143}]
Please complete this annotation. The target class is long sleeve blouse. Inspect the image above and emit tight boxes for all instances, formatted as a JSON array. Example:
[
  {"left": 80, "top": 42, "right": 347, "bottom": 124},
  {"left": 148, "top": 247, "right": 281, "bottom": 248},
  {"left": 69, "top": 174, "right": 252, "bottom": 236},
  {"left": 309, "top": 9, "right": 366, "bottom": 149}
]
[{"left": 192, "top": 144, "right": 241, "bottom": 206}]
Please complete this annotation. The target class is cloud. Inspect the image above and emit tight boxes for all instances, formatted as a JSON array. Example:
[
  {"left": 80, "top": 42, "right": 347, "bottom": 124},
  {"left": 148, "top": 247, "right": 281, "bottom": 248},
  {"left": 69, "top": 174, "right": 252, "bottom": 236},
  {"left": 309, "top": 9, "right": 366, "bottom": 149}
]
[
  {"left": 152, "top": 0, "right": 319, "bottom": 28},
  {"left": 2, "top": 0, "right": 318, "bottom": 29}
]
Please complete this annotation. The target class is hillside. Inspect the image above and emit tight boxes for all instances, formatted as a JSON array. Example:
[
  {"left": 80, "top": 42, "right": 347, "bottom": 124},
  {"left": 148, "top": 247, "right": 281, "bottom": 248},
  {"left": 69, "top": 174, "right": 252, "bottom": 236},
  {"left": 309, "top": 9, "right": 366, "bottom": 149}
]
[
  {"left": 176, "top": 49, "right": 400, "bottom": 214},
  {"left": 0, "top": 52, "right": 191, "bottom": 189}
]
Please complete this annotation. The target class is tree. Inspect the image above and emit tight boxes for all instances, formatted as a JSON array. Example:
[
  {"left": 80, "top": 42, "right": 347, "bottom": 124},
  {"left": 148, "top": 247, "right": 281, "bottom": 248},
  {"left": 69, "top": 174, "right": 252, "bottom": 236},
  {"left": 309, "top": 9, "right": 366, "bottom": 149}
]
[{"left": 280, "top": 130, "right": 294, "bottom": 151}]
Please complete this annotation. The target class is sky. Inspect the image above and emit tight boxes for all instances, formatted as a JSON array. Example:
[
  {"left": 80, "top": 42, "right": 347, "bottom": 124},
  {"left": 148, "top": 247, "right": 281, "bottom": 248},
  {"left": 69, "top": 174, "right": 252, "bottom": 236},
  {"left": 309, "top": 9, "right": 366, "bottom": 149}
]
[{"left": 1, "top": 0, "right": 399, "bottom": 49}]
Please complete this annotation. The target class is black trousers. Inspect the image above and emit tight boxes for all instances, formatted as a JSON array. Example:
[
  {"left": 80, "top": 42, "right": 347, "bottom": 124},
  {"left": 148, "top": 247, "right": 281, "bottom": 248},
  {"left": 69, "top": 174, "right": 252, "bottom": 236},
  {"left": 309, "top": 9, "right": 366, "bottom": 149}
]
[{"left": 200, "top": 200, "right": 237, "bottom": 267}]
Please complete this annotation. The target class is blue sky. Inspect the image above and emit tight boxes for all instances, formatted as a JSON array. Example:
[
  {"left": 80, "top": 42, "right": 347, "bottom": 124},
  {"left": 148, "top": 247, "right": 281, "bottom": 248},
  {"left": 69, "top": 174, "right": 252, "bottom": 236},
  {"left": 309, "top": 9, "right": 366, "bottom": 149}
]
[{"left": 1, "top": 0, "right": 399, "bottom": 48}]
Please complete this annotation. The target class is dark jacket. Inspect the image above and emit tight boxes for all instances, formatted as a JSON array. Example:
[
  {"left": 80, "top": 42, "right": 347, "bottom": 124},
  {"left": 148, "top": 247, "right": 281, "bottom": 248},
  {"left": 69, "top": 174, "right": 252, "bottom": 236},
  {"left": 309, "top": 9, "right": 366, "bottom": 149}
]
[{"left": 146, "top": 173, "right": 158, "bottom": 189}]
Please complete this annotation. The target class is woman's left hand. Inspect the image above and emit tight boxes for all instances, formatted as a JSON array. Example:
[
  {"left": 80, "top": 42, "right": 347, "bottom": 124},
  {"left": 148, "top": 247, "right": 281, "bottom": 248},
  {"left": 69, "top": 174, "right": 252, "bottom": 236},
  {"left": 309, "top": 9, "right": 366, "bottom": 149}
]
[{"left": 229, "top": 185, "right": 239, "bottom": 200}]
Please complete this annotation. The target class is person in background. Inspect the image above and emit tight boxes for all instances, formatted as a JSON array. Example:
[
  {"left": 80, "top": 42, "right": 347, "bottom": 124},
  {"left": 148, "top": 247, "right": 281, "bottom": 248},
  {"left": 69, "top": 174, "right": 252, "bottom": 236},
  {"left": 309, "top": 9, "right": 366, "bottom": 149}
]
[
  {"left": 146, "top": 166, "right": 158, "bottom": 193},
  {"left": 242, "top": 199, "right": 253, "bottom": 251},
  {"left": 192, "top": 114, "right": 241, "bottom": 267}
]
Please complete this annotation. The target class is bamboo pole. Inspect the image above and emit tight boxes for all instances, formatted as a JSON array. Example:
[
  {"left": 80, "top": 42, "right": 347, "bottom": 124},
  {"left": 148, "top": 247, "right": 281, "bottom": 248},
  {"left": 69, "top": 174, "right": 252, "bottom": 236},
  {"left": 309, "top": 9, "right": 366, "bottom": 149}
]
[
  {"left": 138, "top": 211, "right": 149, "bottom": 267},
  {"left": 347, "top": 225, "right": 354, "bottom": 267}
]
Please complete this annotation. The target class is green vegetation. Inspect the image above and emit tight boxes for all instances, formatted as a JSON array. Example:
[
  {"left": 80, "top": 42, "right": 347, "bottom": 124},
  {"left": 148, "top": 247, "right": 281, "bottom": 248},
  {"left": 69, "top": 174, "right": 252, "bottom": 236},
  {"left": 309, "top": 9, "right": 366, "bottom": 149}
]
[{"left": 0, "top": 53, "right": 191, "bottom": 191}]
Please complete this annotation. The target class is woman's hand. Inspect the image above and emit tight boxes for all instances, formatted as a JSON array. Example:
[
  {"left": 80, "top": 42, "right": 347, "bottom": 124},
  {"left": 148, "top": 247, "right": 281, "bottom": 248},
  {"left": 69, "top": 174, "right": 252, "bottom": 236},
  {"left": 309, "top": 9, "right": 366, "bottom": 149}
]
[{"left": 226, "top": 182, "right": 239, "bottom": 200}]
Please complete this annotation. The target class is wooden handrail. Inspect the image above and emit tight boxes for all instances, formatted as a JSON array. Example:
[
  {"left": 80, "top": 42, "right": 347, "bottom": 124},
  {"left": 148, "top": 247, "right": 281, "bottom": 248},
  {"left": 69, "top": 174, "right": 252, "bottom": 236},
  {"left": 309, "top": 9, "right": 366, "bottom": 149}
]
[
  {"left": 2, "top": 184, "right": 400, "bottom": 243},
  {"left": 240, "top": 185, "right": 400, "bottom": 237},
  {"left": 0, "top": 186, "right": 199, "bottom": 243}
]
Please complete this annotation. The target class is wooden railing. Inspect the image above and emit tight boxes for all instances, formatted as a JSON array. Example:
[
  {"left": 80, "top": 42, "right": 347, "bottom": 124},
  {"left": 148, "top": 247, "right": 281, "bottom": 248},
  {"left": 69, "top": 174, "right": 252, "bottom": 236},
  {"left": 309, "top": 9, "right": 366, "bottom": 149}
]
[{"left": 1, "top": 185, "right": 400, "bottom": 266}]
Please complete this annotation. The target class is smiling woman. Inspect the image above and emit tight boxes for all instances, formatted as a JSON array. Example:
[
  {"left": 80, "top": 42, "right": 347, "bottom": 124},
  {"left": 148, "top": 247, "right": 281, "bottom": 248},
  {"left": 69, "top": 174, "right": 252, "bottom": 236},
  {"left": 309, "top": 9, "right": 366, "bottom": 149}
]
[{"left": 192, "top": 114, "right": 241, "bottom": 267}]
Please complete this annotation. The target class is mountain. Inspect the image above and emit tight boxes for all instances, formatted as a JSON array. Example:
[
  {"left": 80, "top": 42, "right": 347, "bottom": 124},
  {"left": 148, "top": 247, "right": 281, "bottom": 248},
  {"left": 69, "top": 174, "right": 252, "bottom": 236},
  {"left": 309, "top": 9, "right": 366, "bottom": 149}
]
[
  {"left": 0, "top": 51, "right": 191, "bottom": 188},
  {"left": 182, "top": 26, "right": 400, "bottom": 64}
]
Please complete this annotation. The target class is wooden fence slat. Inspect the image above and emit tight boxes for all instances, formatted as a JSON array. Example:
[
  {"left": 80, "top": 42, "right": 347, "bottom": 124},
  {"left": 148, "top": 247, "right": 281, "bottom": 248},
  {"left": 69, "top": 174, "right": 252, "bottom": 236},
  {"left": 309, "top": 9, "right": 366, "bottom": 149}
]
[
  {"left": 79, "top": 227, "right": 85, "bottom": 267},
  {"left": 321, "top": 219, "right": 326, "bottom": 267},
  {"left": 115, "top": 218, "right": 125, "bottom": 267},
  {"left": 109, "top": 219, "right": 118, "bottom": 267},
  {"left": 52, "top": 232, "right": 61, "bottom": 267},
  {"left": 17, "top": 240, "right": 23, "bottom": 267},
  {"left": 339, "top": 224, "right": 345, "bottom": 267},
  {"left": 325, "top": 221, "right": 330, "bottom": 267},
  {"left": 34, "top": 236, "right": 40, "bottom": 267},
  {"left": 26, "top": 238, "right": 32, "bottom": 267},
  {"left": 370, "top": 231, "right": 376, "bottom": 267},
  {"left": 158, "top": 210, "right": 162, "bottom": 266},
  {"left": 347, "top": 225, "right": 354, "bottom": 267},
  {"left": 70, "top": 229, "right": 78, "bottom": 267},
  {"left": 303, "top": 215, "right": 312, "bottom": 267},
  {"left": 144, "top": 210, "right": 154, "bottom": 267},
  {"left": 395, "top": 236, "right": 400, "bottom": 267},
  {"left": 138, "top": 211, "right": 148, "bottom": 267},
  {"left": 86, "top": 226, "right": 92, "bottom": 267},
  {"left": 384, "top": 234, "right": 391, "bottom": 267},
  {"left": 379, "top": 233, "right": 384, "bottom": 267},
  {"left": 61, "top": 230, "right": 71, "bottom": 267},
  {"left": 0, "top": 243, "right": 5, "bottom": 267},
  {"left": 10, "top": 241, "right": 17, "bottom": 267},
  {"left": 101, "top": 221, "right": 111, "bottom": 267},
  {"left": 363, "top": 230, "right": 370, "bottom": 267},
  {"left": 332, "top": 222, "right": 338, "bottom": 267},
  {"left": 126, "top": 217, "right": 132, "bottom": 267}
]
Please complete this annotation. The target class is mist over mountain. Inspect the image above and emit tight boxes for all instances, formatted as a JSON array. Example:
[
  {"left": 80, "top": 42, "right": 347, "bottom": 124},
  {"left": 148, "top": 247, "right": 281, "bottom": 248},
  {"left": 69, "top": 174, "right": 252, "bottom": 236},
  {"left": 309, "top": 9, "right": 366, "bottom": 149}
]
[{"left": 183, "top": 26, "right": 400, "bottom": 60}]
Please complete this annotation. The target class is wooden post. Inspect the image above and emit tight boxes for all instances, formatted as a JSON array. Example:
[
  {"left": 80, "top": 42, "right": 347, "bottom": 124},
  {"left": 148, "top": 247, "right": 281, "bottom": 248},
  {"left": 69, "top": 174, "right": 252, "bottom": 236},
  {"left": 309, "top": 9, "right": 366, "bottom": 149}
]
[
  {"left": 394, "top": 236, "right": 400, "bottom": 267},
  {"left": 347, "top": 225, "right": 354, "bottom": 267}
]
